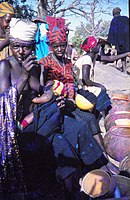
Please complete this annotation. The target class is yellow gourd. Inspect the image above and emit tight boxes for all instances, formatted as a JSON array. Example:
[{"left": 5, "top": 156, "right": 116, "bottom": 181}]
[{"left": 75, "top": 94, "right": 94, "bottom": 111}]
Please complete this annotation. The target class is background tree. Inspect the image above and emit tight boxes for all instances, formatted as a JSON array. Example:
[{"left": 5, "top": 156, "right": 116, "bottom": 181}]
[
  {"left": 71, "top": 20, "right": 111, "bottom": 53},
  {"left": 0, "top": 0, "right": 121, "bottom": 28},
  {"left": 0, "top": 0, "right": 127, "bottom": 52}
]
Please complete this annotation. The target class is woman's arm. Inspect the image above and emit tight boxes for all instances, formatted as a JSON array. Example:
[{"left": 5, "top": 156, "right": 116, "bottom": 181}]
[
  {"left": 82, "top": 64, "right": 106, "bottom": 90},
  {"left": 0, "top": 28, "right": 10, "bottom": 51},
  {"left": 17, "top": 55, "right": 41, "bottom": 95},
  {"left": 0, "top": 60, "right": 11, "bottom": 94},
  {"left": 100, "top": 52, "right": 130, "bottom": 62},
  {"left": 0, "top": 39, "right": 9, "bottom": 51}
]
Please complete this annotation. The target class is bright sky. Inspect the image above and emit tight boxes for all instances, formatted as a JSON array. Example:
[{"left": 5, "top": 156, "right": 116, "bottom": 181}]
[
  {"left": 67, "top": 0, "right": 129, "bottom": 39},
  {"left": 26, "top": 0, "right": 129, "bottom": 39}
]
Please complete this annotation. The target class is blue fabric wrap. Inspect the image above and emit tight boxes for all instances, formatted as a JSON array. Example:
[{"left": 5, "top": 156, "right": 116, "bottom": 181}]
[
  {"left": 35, "top": 23, "right": 49, "bottom": 60},
  {"left": 22, "top": 98, "right": 79, "bottom": 181},
  {"left": 21, "top": 97, "right": 103, "bottom": 182},
  {"left": 96, "top": 90, "right": 111, "bottom": 112},
  {"left": 108, "top": 15, "right": 130, "bottom": 53},
  {"left": 63, "top": 115, "right": 103, "bottom": 165}
]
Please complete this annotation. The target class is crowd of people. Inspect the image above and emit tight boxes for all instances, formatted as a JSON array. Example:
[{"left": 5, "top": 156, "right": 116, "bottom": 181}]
[{"left": 0, "top": 2, "right": 130, "bottom": 200}]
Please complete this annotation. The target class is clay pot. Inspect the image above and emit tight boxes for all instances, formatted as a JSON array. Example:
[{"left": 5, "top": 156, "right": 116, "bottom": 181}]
[
  {"left": 80, "top": 169, "right": 116, "bottom": 198},
  {"left": 111, "top": 93, "right": 129, "bottom": 100},
  {"left": 119, "top": 152, "right": 130, "bottom": 174},
  {"left": 110, "top": 94, "right": 130, "bottom": 113},
  {"left": 104, "top": 112, "right": 130, "bottom": 131},
  {"left": 114, "top": 175, "right": 130, "bottom": 197},
  {"left": 104, "top": 127, "right": 130, "bottom": 162}
]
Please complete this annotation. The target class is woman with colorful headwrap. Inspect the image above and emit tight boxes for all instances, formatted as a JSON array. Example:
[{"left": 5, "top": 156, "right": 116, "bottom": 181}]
[
  {"left": 0, "top": 2, "right": 14, "bottom": 59},
  {"left": 74, "top": 36, "right": 130, "bottom": 117},
  {"left": 39, "top": 28, "right": 100, "bottom": 134}
]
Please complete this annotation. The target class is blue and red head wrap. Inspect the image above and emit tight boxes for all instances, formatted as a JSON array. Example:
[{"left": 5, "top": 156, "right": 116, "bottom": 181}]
[
  {"left": 80, "top": 36, "right": 97, "bottom": 52},
  {"left": 48, "top": 27, "right": 67, "bottom": 45}
]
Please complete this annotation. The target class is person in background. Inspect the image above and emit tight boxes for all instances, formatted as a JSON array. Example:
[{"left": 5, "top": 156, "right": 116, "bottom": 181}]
[
  {"left": 74, "top": 36, "right": 130, "bottom": 119},
  {"left": 107, "top": 7, "right": 130, "bottom": 75},
  {"left": 66, "top": 42, "right": 79, "bottom": 65},
  {"left": 0, "top": 2, "right": 14, "bottom": 59}
]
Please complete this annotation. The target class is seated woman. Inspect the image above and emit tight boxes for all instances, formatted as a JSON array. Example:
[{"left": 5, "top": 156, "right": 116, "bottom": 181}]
[
  {"left": 74, "top": 36, "right": 130, "bottom": 118},
  {"left": 39, "top": 28, "right": 100, "bottom": 136}
]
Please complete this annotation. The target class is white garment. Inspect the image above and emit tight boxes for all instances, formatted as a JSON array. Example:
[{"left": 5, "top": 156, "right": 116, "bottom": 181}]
[
  {"left": 40, "top": 23, "right": 47, "bottom": 37},
  {"left": 74, "top": 54, "right": 93, "bottom": 80},
  {"left": 74, "top": 54, "right": 101, "bottom": 96}
]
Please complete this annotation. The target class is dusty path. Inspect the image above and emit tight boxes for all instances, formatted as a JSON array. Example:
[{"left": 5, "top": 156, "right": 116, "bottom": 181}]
[{"left": 94, "top": 61, "right": 130, "bottom": 97}]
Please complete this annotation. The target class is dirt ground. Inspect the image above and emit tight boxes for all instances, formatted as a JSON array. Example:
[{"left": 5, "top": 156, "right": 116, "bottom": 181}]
[{"left": 94, "top": 59, "right": 130, "bottom": 97}]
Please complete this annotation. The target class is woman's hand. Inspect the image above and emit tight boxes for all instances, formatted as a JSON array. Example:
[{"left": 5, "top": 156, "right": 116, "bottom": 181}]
[
  {"left": 65, "top": 98, "right": 76, "bottom": 108},
  {"left": 56, "top": 96, "right": 65, "bottom": 109},
  {"left": 5, "top": 27, "right": 10, "bottom": 41},
  {"left": 32, "top": 89, "right": 53, "bottom": 103},
  {"left": 22, "top": 55, "right": 38, "bottom": 73}
]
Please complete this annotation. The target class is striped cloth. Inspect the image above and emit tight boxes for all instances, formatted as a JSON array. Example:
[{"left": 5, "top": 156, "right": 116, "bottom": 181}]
[
  {"left": 48, "top": 27, "right": 67, "bottom": 45},
  {"left": 0, "top": 2, "right": 14, "bottom": 17},
  {"left": 39, "top": 53, "right": 75, "bottom": 99}
]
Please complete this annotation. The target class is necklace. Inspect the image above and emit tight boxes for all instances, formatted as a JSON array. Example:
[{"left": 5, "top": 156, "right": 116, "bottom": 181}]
[{"left": 51, "top": 53, "right": 65, "bottom": 75}]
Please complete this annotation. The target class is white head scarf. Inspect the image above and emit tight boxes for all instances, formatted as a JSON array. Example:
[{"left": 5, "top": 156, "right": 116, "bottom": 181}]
[{"left": 9, "top": 18, "right": 38, "bottom": 41}]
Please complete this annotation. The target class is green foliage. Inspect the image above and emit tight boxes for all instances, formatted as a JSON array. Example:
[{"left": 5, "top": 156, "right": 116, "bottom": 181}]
[
  {"left": 71, "top": 20, "right": 111, "bottom": 54},
  {"left": 72, "top": 34, "right": 83, "bottom": 55}
]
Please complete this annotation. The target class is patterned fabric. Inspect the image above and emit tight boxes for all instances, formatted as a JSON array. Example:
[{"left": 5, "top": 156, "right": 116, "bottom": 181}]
[
  {"left": 0, "top": 38, "right": 12, "bottom": 59},
  {"left": 81, "top": 36, "right": 97, "bottom": 52},
  {"left": 48, "top": 28, "right": 67, "bottom": 45},
  {"left": 39, "top": 54, "right": 75, "bottom": 99},
  {"left": 0, "top": 85, "right": 26, "bottom": 193},
  {"left": 0, "top": 2, "right": 14, "bottom": 17}
]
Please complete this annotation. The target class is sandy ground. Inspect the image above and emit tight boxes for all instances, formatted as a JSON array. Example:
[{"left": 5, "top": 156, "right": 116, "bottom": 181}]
[{"left": 94, "top": 60, "right": 130, "bottom": 97}]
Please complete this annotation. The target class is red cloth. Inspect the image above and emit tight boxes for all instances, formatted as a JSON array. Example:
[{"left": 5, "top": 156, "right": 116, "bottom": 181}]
[
  {"left": 46, "top": 16, "right": 65, "bottom": 31},
  {"left": 57, "top": 18, "right": 65, "bottom": 29},
  {"left": 48, "top": 27, "right": 67, "bottom": 45},
  {"left": 81, "top": 36, "right": 97, "bottom": 52},
  {"left": 46, "top": 16, "right": 57, "bottom": 31},
  {"left": 39, "top": 54, "right": 75, "bottom": 99},
  {"left": 21, "top": 119, "right": 29, "bottom": 128}
]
